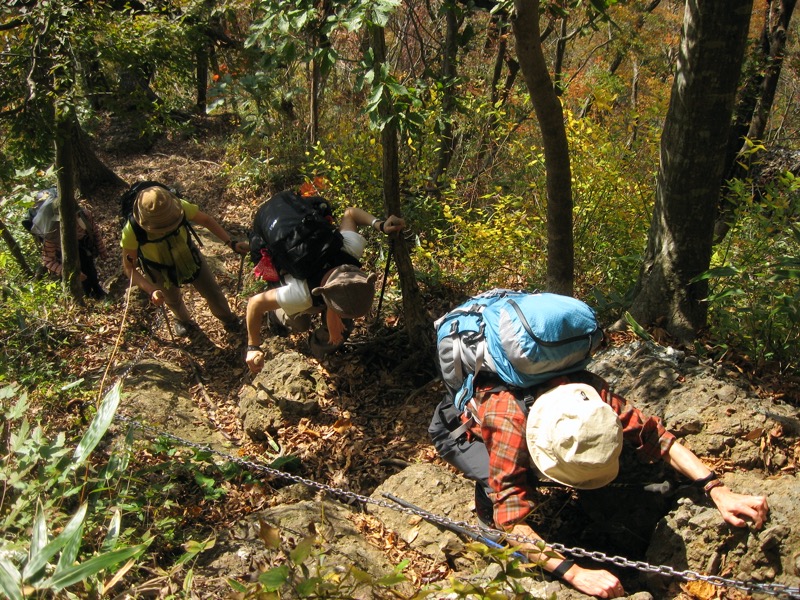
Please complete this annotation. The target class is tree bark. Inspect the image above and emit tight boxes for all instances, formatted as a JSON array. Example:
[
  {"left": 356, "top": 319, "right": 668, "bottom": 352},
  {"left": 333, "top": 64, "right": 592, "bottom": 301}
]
[
  {"left": 0, "top": 218, "right": 34, "bottom": 277},
  {"left": 715, "top": 0, "right": 797, "bottom": 241},
  {"left": 70, "top": 114, "right": 125, "bottom": 194},
  {"left": 430, "top": 2, "right": 459, "bottom": 187},
  {"left": 628, "top": 0, "right": 754, "bottom": 342},
  {"left": 56, "top": 106, "right": 84, "bottom": 301},
  {"left": 370, "top": 25, "right": 431, "bottom": 354},
  {"left": 196, "top": 44, "right": 209, "bottom": 114},
  {"left": 511, "top": 0, "right": 574, "bottom": 295}
]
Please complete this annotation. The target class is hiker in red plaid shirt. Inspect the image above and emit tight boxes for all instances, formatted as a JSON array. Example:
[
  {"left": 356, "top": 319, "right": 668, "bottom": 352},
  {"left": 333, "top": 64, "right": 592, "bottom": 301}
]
[{"left": 432, "top": 371, "right": 769, "bottom": 599}]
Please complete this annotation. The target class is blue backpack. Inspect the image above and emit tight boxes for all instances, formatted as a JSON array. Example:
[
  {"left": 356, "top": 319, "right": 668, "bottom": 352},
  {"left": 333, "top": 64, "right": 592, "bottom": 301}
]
[{"left": 435, "top": 289, "right": 604, "bottom": 410}]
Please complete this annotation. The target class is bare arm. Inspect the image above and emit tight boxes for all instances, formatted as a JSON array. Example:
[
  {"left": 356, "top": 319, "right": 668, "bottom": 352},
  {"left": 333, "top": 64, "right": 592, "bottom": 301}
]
[
  {"left": 245, "top": 288, "right": 281, "bottom": 373},
  {"left": 339, "top": 206, "right": 405, "bottom": 234},
  {"left": 192, "top": 210, "right": 248, "bottom": 254},
  {"left": 663, "top": 440, "right": 769, "bottom": 528},
  {"left": 508, "top": 521, "right": 625, "bottom": 598},
  {"left": 122, "top": 248, "right": 164, "bottom": 304}
]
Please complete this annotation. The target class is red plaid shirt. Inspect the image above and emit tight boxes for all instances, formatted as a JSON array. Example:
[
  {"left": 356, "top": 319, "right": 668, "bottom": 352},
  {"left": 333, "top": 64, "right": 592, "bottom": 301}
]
[{"left": 465, "top": 371, "right": 676, "bottom": 528}]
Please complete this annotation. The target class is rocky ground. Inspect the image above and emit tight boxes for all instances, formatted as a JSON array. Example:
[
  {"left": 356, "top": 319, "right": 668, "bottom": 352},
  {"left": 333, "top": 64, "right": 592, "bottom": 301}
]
[{"left": 81, "top": 124, "right": 799, "bottom": 599}]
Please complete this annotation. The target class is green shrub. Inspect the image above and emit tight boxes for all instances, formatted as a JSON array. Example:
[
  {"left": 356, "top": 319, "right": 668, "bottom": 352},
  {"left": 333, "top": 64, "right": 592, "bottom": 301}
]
[
  {"left": 701, "top": 170, "right": 800, "bottom": 371},
  {"left": 0, "top": 383, "right": 151, "bottom": 598}
]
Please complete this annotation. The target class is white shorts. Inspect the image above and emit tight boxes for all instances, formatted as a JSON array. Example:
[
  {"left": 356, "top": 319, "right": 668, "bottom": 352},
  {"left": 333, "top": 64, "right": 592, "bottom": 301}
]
[{"left": 275, "top": 230, "right": 367, "bottom": 315}]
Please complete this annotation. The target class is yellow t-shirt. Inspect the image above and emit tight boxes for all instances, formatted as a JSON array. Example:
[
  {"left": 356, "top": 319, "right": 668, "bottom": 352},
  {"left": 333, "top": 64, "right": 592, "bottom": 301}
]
[{"left": 121, "top": 200, "right": 202, "bottom": 286}]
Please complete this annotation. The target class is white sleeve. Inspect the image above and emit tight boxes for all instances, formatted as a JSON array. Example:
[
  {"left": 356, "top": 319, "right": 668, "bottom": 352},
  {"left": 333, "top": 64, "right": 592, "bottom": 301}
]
[
  {"left": 341, "top": 230, "right": 367, "bottom": 259},
  {"left": 275, "top": 275, "right": 313, "bottom": 315}
]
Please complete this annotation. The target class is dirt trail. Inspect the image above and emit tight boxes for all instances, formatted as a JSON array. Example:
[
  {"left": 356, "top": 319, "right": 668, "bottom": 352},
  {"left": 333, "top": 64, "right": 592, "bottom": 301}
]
[{"left": 87, "top": 128, "right": 800, "bottom": 599}]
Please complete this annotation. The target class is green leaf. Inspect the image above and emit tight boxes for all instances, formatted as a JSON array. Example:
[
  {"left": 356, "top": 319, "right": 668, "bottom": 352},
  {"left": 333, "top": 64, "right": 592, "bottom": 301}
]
[
  {"left": 370, "top": 0, "right": 401, "bottom": 27},
  {"left": 175, "top": 536, "right": 216, "bottom": 567},
  {"left": 347, "top": 565, "right": 374, "bottom": 584},
  {"left": 296, "top": 576, "right": 322, "bottom": 596},
  {"left": 0, "top": 555, "right": 22, "bottom": 600},
  {"left": 258, "top": 564, "right": 290, "bottom": 592},
  {"left": 623, "top": 312, "right": 653, "bottom": 343},
  {"left": 45, "top": 543, "right": 150, "bottom": 591},
  {"left": 691, "top": 265, "right": 739, "bottom": 282},
  {"left": 101, "top": 510, "right": 122, "bottom": 553},
  {"left": 376, "top": 572, "right": 407, "bottom": 586},
  {"left": 289, "top": 535, "right": 316, "bottom": 565},
  {"left": 59, "top": 379, "right": 84, "bottom": 392},
  {"left": 227, "top": 578, "right": 248, "bottom": 593},
  {"left": 72, "top": 381, "right": 122, "bottom": 469},
  {"left": 54, "top": 520, "right": 83, "bottom": 575},
  {"left": 24, "top": 503, "right": 87, "bottom": 582},
  {"left": 2, "top": 388, "right": 28, "bottom": 419},
  {"left": 30, "top": 500, "right": 48, "bottom": 559}
]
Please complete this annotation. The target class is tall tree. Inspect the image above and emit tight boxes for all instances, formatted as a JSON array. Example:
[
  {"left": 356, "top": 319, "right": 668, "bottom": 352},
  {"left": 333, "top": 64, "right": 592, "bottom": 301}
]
[
  {"left": 628, "top": 0, "right": 754, "bottom": 342},
  {"left": 430, "top": 0, "right": 460, "bottom": 188},
  {"left": 1, "top": 2, "right": 123, "bottom": 196},
  {"left": 511, "top": 0, "right": 574, "bottom": 295},
  {"left": 370, "top": 20, "right": 430, "bottom": 354},
  {"left": 715, "top": 0, "right": 797, "bottom": 241}
]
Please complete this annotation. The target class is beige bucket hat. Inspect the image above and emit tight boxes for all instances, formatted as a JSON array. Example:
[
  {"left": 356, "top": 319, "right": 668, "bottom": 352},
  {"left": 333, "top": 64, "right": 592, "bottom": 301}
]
[
  {"left": 526, "top": 383, "right": 623, "bottom": 489},
  {"left": 133, "top": 187, "right": 184, "bottom": 237}
]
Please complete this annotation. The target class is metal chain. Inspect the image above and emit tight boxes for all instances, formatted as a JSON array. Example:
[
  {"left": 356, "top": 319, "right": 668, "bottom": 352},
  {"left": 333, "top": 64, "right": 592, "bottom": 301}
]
[
  {"left": 114, "top": 415, "right": 800, "bottom": 599},
  {"left": 106, "top": 306, "right": 800, "bottom": 600}
]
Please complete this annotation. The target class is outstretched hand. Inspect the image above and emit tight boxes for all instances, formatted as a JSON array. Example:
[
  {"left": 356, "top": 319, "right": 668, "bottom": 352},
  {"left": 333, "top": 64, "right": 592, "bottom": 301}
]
[
  {"left": 709, "top": 486, "right": 769, "bottom": 529},
  {"left": 563, "top": 565, "right": 625, "bottom": 598},
  {"left": 150, "top": 290, "right": 166, "bottom": 306},
  {"left": 382, "top": 215, "right": 405, "bottom": 234},
  {"left": 246, "top": 349, "right": 265, "bottom": 374},
  {"left": 232, "top": 240, "right": 249, "bottom": 255}
]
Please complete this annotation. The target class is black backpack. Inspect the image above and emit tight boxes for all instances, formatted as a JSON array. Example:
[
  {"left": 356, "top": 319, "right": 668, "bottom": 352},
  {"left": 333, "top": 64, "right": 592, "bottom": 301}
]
[
  {"left": 249, "top": 190, "right": 344, "bottom": 280},
  {"left": 119, "top": 181, "right": 204, "bottom": 285}
]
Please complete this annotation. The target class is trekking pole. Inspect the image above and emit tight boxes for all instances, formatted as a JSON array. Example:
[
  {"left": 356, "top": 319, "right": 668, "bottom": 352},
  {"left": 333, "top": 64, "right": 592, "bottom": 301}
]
[
  {"left": 159, "top": 305, "right": 177, "bottom": 343},
  {"left": 381, "top": 492, "right": 528, "bottom": 562},
  {"left": 374, "top": 238, "right": 393, "bottom": 323},
  {"left": 236, "top": 251, "right": 245, "bottom": 296}
]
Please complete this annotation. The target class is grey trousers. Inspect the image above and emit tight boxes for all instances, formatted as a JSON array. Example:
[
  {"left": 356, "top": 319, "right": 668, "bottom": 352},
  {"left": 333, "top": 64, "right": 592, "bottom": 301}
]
[{"left": 149, "top": 253, "right": 236, "bottom": 325}]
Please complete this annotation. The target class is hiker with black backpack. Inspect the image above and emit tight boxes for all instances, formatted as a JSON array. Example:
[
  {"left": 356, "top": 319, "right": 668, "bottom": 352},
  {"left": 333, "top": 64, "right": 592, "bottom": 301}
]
[
  {"left": 120, "top": 183, "right": 247, "bottom": 337},
  {"left": 429, "top": 290, "right": 769, "bottom": 598},
  {"left": 245, "top": 190, "right": 405, "bottom": 373},
  {"left": 25, "top": 188, "right": 108, "bottom": 299}
]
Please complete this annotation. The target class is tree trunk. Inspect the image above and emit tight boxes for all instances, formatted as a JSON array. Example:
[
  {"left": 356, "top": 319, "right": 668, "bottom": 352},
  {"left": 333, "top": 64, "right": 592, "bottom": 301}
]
[
  {"left": 55, "top": 106, "right": 84, "bottom": 301},
  {"left": 370, "top": 25, "right": 431, "bottom": 354},
  {"left": 196, "top": 44, "right": 209, "bottom": 114},
  {"left": 0, "top": 218, "right": 34, "bottom": 277},
  {"left": 430, "top": 2, "right": 459, "bottom": 187},
  {"left": 715, "top": 0, "right": 797, "bottom": 241},
  {"left": 70, "top": 114, "right": 125, "bottom": 194},
  {"left": 511, "top": 0, "right": 574, "bottom": 295},
  {"left": 310, "top": 55, "right": 321, "bottom": 147},
  {"left": 477, "top": 22, "right": 519, "bottom": 173},
  {"left": 628, "top": 0, "right": 754, "bottom": 343}
]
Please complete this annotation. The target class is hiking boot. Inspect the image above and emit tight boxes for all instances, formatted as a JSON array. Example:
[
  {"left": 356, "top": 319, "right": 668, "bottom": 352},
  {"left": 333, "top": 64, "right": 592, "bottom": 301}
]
[
  {"left": 475, "top": 483, "right": 497, "bottom": 529},
  {"left": 308, "top": 326, "right": 343, "bottom": 360},
  {"left": 173, "top": 320, "right": 197, "bottom": 337},
  {"left": 224, "top": 316, "right": 244, "bottom": 334}
]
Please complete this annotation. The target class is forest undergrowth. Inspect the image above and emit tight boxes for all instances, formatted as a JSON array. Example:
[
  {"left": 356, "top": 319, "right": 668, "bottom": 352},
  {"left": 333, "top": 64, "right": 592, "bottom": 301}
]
[{"left": 1, "top": 119, "right": 798, "bottom": 599}]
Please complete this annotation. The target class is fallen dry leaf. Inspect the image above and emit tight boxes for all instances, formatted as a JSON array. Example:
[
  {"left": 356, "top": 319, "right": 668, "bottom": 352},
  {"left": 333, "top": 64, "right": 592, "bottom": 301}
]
[{"left": 680, "top": 579, "right": 717, "bottom": 600}]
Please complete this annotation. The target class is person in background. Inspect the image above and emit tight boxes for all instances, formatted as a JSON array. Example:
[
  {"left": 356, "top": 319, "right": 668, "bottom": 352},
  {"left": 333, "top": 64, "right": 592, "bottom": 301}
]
[
  {"left": 120, "top": 185, "right": 247, "bottom": 337},
  {"left": 245, "top": 202, "right": 404, "bottom": 373},
  {"left": 30, "top": 189, "right": 108, "bottom": 299}
]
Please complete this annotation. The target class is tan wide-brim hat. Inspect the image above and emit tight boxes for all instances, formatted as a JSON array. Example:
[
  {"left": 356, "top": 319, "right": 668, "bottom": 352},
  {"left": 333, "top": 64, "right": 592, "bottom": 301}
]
[
  {"left": 312, "top": 265, "right": 377, "bottom": 318},
  {"left": 133, "top": 186, "right": 184, "bottom": 237},
  {"left": 526, "top": 383, "right": 623, "bottom": 490}
]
